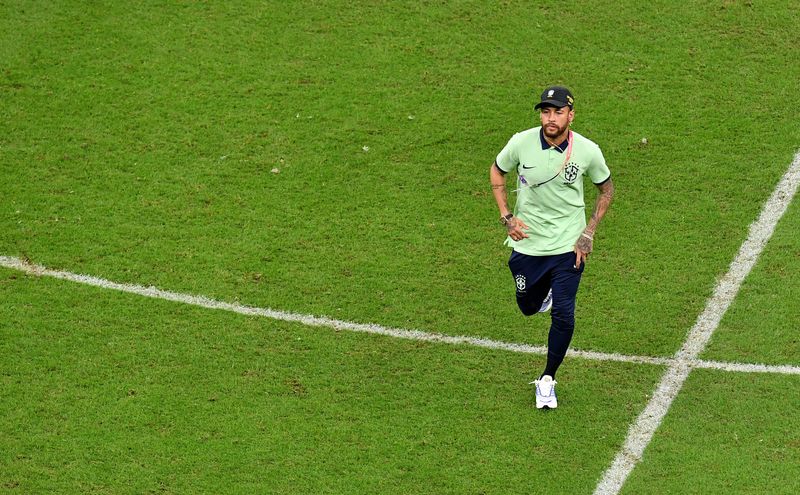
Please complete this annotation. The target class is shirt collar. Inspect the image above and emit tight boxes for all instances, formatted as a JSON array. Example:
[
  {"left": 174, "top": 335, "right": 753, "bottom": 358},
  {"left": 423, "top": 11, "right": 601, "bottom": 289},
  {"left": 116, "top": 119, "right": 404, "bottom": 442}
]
[{"left": 539, "top": 128, "right": 569, "bottom": 153}]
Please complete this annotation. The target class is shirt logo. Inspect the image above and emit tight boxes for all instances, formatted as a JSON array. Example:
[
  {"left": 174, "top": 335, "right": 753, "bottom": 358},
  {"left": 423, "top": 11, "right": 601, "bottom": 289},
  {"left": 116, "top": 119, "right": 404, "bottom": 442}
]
[{"left": 563, "top": 163, "right": 580, "bottom": 183}]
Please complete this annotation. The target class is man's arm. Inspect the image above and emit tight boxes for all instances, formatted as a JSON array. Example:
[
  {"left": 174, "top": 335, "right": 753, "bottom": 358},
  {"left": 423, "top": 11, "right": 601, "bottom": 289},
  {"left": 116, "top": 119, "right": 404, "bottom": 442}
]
[
  {"left": 489, "top": 162, "right": 529, "bottom": 241},
  {"left": 574, "top": 177, "right": 615, "bottom": 266}
]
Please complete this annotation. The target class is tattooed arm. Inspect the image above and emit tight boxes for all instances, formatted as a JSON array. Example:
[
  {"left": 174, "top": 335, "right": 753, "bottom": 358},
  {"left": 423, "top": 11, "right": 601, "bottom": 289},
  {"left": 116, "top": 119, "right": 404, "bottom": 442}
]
[
  {"left": 574, "top": 177, "right": 615, "bottom": 267},
  {"left": 490, "top": 162, "right": 529, "bottom": 241}
]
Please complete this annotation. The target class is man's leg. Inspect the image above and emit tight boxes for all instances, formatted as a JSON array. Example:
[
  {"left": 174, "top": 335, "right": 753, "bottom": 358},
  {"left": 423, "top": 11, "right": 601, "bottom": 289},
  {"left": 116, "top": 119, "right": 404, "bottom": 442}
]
[
  {"left": 507, "top": 250, "right": 551, "bottom": 316},
  {"left": 542, "top": 253, "right": 584, "bottom": 378}
]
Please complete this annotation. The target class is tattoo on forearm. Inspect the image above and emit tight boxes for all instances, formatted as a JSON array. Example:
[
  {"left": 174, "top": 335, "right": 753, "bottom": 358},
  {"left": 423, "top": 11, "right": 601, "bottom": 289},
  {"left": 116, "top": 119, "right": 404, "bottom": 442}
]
[
  {"left": 491, "top": 181, "right": 509, "bottom": 214},
  {"left": 590, "top": 181, "right": 615, "bottom": 225}
]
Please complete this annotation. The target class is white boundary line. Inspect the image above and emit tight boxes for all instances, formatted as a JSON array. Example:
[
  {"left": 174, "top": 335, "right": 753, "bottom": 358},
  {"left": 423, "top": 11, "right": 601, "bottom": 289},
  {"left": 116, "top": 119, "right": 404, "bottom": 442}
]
[
  {"left": 593, "top": 150, "right": 800, "bottom": 495},
  {"left": 1, "top": 255, "right": 799, "bottom": 378},
  {"left": 0, "top": 254, "right": 657, "bottom": 365},
  {"left": 694, "top": 359, "right": 800, "bottom": 375}
]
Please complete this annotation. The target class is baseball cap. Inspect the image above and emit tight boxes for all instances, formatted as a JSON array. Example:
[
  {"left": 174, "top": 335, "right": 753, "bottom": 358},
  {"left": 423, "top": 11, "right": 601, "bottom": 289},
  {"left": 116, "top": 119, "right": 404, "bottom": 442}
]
[{"left": 534, "top": 85, "right": 574, "bottom": 110}]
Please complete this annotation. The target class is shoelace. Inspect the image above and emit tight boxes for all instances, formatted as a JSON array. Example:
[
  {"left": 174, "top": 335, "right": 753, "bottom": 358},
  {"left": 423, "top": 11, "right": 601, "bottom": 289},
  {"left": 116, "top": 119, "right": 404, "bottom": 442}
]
[{"left": 529, "top": 379, "right": 557, "bottom": 386}]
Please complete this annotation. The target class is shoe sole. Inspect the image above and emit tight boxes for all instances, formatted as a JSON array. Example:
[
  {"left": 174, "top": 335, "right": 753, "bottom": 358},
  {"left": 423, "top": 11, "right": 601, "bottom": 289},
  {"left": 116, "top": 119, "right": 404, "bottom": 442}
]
[{"left": 536, "top": 399, "right": 557, "bottom": 409}]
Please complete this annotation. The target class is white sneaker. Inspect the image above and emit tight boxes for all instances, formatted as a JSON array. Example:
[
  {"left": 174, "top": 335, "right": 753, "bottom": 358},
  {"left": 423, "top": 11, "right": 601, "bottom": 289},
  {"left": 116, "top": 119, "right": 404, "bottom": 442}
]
[
  {"left": 531, "top": 375, "right": 557, "bottom": 409},
  {"left": 538, "top": 289, "right": 553, "bottom": 313}
]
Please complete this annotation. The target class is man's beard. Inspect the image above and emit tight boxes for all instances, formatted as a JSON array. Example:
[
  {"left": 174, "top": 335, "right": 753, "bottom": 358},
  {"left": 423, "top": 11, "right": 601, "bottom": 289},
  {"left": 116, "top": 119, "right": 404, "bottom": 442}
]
[{"left": 543, "top": 122, "right": 568, "bottom": 139}]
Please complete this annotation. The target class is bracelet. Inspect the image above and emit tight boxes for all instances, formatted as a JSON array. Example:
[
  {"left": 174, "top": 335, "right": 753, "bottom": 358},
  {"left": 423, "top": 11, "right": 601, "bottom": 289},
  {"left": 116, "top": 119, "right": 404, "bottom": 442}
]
[
  {"left": 500, "top": 213, "right": 514, "bottom": 226},
  {"left": 581, "top": 232, "right": 594, "bottom": 241}
]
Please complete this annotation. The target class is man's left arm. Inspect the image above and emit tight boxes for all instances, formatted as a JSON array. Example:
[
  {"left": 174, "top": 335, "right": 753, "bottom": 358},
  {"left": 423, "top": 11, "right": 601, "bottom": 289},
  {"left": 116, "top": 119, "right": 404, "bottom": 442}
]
[{"left": 574, "top": 178, "right": 615, "bottom": 267}]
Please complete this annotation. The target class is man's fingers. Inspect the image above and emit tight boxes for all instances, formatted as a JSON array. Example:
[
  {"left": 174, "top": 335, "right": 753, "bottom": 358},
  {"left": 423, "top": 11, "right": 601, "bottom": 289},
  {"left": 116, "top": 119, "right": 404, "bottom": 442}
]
[
  {"left": 517, "top": 221, "right": 529, "bottom": 238},
  {"left": 573, "top": 250, "right": 588, "bottom": 269},
  {"left": 508, "top": 219, "right": 529, "bottom": 240},
  {"left": 510, "top": 229, "right": 529, "bottom": 241}
]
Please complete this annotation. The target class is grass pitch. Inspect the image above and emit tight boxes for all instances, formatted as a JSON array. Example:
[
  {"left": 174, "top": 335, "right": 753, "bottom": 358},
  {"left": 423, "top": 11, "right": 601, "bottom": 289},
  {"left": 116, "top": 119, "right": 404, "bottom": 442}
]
[{"left": 1, "top": 1, "right": 799, "bottom": 493}]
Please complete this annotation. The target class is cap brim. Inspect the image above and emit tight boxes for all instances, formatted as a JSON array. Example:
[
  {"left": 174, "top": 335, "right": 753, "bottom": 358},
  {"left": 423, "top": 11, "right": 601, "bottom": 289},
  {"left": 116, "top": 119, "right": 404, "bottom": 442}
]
[{"left": 534, "top": 99, "right": 570, "bottom": 110}]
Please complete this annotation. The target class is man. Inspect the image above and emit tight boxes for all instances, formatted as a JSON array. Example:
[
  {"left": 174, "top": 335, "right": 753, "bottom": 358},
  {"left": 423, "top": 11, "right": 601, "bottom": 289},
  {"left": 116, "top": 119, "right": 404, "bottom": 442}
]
[{"left": 489, "top": 85, "right": 614, "bottom": 409}]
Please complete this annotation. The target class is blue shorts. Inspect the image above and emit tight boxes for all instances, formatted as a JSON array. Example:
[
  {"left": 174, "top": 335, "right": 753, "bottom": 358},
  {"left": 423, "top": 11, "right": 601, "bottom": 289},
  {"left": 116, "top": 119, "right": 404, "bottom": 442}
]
[{"left": 507, "top": 250, "right": 584, "bottom": 317}]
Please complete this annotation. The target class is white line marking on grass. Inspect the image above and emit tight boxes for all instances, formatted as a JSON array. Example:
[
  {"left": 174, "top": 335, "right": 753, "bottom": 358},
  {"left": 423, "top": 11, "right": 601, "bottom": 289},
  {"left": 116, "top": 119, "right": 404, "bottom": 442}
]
[
  {"left": 568, "top": 349, "right": 672, "bottom": 367},
  {"left": 1, "top": 256, "right": 798, "bottom": 378},
  {"left": 1, "top": 254, "right": 659, "bottom": 366},
  {"left": 594, "top": 150, "right": 800, "bottom": 495},
  {"left": 694, "top": 359, "right": 800, "bottom": 375}
]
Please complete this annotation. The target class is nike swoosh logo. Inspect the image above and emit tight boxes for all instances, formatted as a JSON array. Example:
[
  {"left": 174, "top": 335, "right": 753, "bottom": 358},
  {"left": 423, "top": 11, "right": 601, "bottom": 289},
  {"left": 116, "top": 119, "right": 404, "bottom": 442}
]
[{"left": 521, "top": 164, "right": 535, "bottom": 169}]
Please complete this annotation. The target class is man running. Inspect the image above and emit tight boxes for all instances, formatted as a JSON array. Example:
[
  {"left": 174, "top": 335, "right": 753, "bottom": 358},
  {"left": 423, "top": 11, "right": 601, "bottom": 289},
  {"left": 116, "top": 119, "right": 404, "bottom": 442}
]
[{"left": 490, "top": 85, "right": 615, "bottom": 409}]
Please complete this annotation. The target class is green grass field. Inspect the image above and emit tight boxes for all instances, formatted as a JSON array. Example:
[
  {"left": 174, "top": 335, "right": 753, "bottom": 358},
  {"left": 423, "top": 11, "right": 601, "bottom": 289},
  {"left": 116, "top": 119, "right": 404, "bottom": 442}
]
[{"left": 2, "top": 1, "right": 799, "bottom": 493}]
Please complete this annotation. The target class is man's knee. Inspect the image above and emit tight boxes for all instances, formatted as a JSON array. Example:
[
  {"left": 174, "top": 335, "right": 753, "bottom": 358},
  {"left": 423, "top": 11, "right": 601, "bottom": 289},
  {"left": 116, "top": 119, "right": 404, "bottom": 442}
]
[
  {"left": 516, "top": 298, "right": 539, "bottom": 316},
  {"left": 550, "top": 308, "right": 575, "bottom": 331}
]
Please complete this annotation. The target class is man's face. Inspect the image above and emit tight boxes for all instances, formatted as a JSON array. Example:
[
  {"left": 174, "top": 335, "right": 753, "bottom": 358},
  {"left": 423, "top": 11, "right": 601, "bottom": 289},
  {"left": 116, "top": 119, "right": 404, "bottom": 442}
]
[{"left": 539, "top": 106, "right": 573, "bottom": 139}]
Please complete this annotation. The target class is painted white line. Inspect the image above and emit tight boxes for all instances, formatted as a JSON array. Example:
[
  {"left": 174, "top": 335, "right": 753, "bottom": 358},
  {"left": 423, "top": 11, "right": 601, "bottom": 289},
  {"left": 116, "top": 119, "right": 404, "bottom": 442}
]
[
  {"left": 694, "top": 359, "right": 800, "bottom": 375},
  {"left": 0, "top": 254, "right": 655, "bottom": 366},
  {"left": 594, "top": 150, "right": 800, "bottom": 495},
  {"left": 568, "top": 348, "right": 672, "bottom": 367},
  {"left": 1, "top": 255, "right": 797, "bottom": 378}
]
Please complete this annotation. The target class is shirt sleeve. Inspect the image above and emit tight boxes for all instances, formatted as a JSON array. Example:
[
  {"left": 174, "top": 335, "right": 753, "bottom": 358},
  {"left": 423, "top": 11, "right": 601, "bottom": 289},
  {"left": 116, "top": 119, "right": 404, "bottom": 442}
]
[
  {"left": 495, "top": 133, "right": 520, "bottom": 174},
  {"left": 587, "top": 144, "right": 611, "bottom": 184}
]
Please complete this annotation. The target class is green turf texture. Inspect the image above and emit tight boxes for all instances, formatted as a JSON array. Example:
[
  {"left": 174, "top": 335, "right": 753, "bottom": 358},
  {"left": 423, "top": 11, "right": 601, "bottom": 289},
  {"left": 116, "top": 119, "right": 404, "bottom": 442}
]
[
  {"left": 621, "top": 370, "right": 800, "bottom": 495},
  {"left": 703, "top": 197, "right": 800, "bottom": 365},
  {"left": 1, "top": 1, "right": 799, "bottom": 493},
  {"left": 0, "top": 270, "right": 662, "bottom": 494}
]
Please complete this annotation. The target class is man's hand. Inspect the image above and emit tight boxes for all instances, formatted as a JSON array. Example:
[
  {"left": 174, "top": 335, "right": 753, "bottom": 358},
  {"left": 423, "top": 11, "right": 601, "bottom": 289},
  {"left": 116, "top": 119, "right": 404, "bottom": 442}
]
[
  {"left": 507, "top": 217, "right": 530, "bottom": 241},
  {"left": 573, "top": 232, "right": 593, "bottom": 268}
]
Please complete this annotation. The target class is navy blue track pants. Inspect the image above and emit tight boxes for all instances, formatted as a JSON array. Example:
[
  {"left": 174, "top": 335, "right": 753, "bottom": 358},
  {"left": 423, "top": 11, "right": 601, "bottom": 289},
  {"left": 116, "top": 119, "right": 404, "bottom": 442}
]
[{"left": 508, "top": 250, "right": 584, "bottom": 375}]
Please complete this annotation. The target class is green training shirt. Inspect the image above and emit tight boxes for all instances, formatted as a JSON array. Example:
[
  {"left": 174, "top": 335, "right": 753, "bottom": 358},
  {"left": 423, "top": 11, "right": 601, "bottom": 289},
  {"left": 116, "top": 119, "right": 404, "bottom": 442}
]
[{"left": 496, "top": 126, "right": 610, "bottom": 256}]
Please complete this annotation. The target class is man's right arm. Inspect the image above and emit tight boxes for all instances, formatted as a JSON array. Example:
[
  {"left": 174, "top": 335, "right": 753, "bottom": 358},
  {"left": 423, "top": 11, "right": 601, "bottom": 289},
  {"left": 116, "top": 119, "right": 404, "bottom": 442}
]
[
  {"left": 490, "top": 162, "right": 512, "bottom": 218},
  {"left": 489, "top": 163, "right": 529, "bottom": 241}
]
